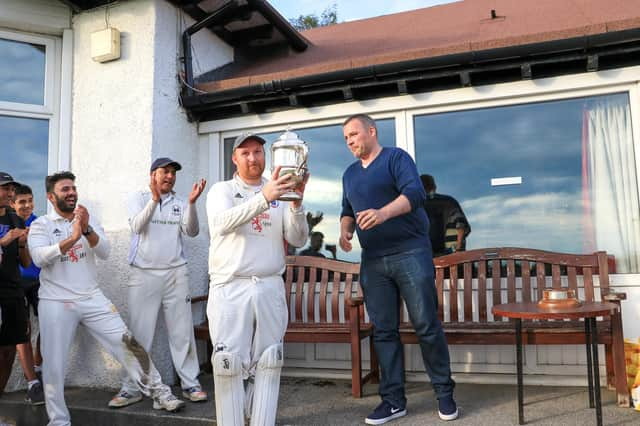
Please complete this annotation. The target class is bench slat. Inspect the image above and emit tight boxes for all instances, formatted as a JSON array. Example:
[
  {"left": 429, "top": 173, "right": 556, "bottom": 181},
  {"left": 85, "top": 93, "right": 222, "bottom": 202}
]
[
  {"left": 507, "top": 259, "right": 516, "bottom": 303},
  {"left": 521, "top": 260, "right": 531, "bottom": 303},
  {"left": 450, "top": 264, "right": 459, "bottom": 323},
  {"left": 295, "top": 265, "right": 304, "bottom": 321},
  {"left": 319, "top": 268, "right": 329, "bottom": 323},
  {"left": 478, "top": 260, "right": 487, "bottom": 322},
  {"left": 492, "top": 259, "right": 501, "bottom": 307},
  {"left": 536, "top": 261, "right": 545, "bottom": 301},
  {"left": 436, "top": 267, "right": 444, "bottom": 320},
  {"left": 463, "top": 262, "right": 472, "bottom": 321},
  {"left": 331, "top": 271, "right": 340, "bottom": 322}
]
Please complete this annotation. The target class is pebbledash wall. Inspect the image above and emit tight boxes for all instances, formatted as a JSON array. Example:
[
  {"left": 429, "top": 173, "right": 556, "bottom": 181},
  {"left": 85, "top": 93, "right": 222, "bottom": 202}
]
[{"left": 3, "top": 0, "right": 231, "bottom": 391}]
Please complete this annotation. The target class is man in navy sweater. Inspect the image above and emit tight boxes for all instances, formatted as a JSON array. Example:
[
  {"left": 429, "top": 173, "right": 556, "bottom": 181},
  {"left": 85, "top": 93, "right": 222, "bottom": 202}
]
[{"left": 339, "top": 114, "right": 458, "bottom": 424}]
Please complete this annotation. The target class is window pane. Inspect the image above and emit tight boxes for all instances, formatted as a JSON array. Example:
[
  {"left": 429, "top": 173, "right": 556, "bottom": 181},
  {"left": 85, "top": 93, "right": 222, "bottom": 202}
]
[
  {"left": 414, "top": 92, "right": 639, "bottom": 272},
  {"left": 223, "top": 119, "right": 395, "bottom": 262},
  {"left": 0, "top": 115, "right": 49, "bottom": 216},
  {"left": 0, "top": 37, "right": 46, "bottom": 105},
  {"left": 223, "top": 137, "right": 235, "bottom": 180}
]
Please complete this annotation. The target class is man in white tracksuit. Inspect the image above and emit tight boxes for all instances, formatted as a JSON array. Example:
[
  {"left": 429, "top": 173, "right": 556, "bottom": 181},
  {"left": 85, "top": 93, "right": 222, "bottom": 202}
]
[
  {"left": 28, "top": 171, "right": 184, "bottom": 426},
  {"left": 206, "top": 133, "right": 308, "bottom": 426},
  {"left": 109, "top": 157, "right": 208, "bottom": 408}
]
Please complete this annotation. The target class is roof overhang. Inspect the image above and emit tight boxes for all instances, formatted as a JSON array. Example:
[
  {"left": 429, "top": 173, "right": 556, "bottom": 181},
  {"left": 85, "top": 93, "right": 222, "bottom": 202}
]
[
  {"left": 62, "top": 0, "right": 308, "bottom": 52},
  {"left": 182, "top": 27, "right": 640, "bottom": 122},
  {"left": 170, "top": 0, "right": 308, "bottom": 51}
]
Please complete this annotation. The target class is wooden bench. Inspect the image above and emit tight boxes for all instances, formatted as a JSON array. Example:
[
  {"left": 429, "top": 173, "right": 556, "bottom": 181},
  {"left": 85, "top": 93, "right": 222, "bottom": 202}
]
[
  {"left": 399, "top": 247, "right": 628, "bottom": 407},
  {"left": 191, "top": 255, "right": 379, "bottom": 398},
  {"left": 192, "top": 248, "right": 628, "bottom": 406}
]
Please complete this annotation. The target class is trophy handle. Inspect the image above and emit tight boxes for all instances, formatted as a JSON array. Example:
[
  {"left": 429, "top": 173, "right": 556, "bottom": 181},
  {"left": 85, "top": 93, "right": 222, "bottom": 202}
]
[{"left": 296, "top": 158, "right": 308, "bottom": 175}]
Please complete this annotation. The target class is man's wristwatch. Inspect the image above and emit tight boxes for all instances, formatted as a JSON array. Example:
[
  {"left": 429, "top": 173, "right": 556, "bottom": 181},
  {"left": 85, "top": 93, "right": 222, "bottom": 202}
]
[{"left": 83, "top": 225, "right": 94, "bottom": 236}]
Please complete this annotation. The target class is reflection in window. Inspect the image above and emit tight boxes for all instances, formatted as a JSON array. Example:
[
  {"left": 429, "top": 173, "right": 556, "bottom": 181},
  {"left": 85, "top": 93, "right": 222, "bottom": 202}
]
[
  {"left": 0, "top": 38, "right": 46, "bottom": 105},
  {"left": 0, "top": 115, "right": 49, "bottom": 216},
  {"left": 223, "top": 120, "right": 396, "bottom": 262},
  {"left": 414, "top": 93, "right": 639, "bottom": 272}
]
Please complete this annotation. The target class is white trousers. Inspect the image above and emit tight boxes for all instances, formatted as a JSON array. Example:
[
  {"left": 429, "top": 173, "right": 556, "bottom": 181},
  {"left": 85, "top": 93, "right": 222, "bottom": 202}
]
[
  {"left": 208, "top": 275, "right": 288, "bottom": 379},
  {"left": 122, "top": 265, "right": 200, "bottom": 394},
  {"left": 39, "top": 292, "right": 171, "bottom": 426}
]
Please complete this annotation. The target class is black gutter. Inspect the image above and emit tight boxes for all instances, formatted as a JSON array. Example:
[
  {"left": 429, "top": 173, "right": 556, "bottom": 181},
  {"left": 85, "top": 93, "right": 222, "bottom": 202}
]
[
  {"left": 182, "top": 0, "right": 242, "bottom": 97},
  {"left": 182, "top": 27, "right": 640, "bottom": 110}
]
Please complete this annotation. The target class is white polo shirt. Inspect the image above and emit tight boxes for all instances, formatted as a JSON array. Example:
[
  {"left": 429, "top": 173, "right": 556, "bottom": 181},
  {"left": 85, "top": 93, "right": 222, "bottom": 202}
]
[
  {"left": 28, "top": 211, "right": 110, "bottom": 301},
  {"left": 127, "top": 190, "right": 198, "bottom": 269},
  {"left": 206, "top": 175, "right": 308, "bottom": 286}
]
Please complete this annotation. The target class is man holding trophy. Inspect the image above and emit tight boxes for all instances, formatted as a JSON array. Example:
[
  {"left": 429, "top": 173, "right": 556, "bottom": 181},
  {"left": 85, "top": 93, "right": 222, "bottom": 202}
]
[{"left": 206, "top": 132, "right": 308, "bottom": 425}]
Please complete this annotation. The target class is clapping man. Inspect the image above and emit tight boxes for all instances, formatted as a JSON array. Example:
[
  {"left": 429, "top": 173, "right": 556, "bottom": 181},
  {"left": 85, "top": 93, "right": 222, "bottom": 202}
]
[
  {"left": 29, "top": 171, "right": 184, "bottom": 426},
  {"left": 110, "top": 158, "right": 207, "bottom": 408}
]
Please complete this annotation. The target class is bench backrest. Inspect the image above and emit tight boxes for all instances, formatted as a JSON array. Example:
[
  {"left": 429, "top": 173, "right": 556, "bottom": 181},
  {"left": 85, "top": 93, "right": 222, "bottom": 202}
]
[
  {"left": 432, "top": 247, "right": 612, "bottom": 324},
  {"left": 284, "top": 255, "right": 363, "bottom": 324}
]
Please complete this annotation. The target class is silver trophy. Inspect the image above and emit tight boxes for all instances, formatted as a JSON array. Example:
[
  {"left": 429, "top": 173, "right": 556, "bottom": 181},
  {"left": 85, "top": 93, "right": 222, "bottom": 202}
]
[{"left": 270, "top": 129, "right": 309, "bottom": 201}]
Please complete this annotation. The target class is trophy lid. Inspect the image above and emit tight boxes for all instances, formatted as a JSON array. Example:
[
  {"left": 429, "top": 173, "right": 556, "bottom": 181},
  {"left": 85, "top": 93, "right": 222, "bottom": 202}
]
[{"left": 273, "top": 128, "right": 307, "bottom": 147}]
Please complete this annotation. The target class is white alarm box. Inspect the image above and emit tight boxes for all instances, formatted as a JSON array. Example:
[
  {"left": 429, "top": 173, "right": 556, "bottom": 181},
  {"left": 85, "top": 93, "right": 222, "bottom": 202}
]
[{"left": 91, "top": 27, "right": 120, "bottom": 63}]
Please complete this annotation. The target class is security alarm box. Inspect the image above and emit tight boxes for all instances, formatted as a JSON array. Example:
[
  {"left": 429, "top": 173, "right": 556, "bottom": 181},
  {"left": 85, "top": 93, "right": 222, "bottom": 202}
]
[{"left": 91, "top": 27, "right": 120, "bottom": 63}]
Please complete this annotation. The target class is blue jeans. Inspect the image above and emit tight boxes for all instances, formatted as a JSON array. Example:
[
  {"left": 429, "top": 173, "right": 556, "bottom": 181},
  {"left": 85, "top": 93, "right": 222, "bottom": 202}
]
[{"left": 361, "top": 247, "right": 455, "bottom": 408}]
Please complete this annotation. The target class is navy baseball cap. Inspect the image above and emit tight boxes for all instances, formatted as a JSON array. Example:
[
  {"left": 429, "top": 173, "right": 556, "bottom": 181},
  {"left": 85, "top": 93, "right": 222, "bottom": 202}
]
[
  {"left": 233, "top": 133, "right": 266, "bottom": 151},
  {"left": 0, "top": 172, "right": 20, "bottom": 186},
  {"left": 150, "top": 158, "right": 182, "bottom": 172}
]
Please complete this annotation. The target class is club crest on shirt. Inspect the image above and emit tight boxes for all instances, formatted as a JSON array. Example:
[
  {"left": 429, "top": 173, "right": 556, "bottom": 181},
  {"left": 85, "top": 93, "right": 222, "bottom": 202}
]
[
  {"left": 60, "top": 243, "right": 85, "bottom": 263},
  {"left": 270, "top": 200, "right": 279, "bottom": 208},
  {"left": 250, "top": 212, "right": 271, "bottom": 233},
  {"left": 172, "top": 205, "right": 181, "bottom": 216}
]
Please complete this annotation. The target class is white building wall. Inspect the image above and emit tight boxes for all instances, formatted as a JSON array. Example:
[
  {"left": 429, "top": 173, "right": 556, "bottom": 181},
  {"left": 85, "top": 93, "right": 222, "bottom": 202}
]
[
  {"left": 3, "top": 0, "right": 231, "bottom": 392},
  {"left": 65, "top": 0, "right": 231, "bottom": 389}
]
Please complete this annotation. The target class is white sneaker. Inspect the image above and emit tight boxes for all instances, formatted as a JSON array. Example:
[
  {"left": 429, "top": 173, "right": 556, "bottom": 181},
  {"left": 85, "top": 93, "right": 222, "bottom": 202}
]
[
  {"left": 182, "top": 385, "right": 208, "bottom": 402},
  {"left": 153, "top": 393, "right": 186, "bottom": 412},
  {"left": 108, "top": 390, "right": 143, "bottom": 408}
]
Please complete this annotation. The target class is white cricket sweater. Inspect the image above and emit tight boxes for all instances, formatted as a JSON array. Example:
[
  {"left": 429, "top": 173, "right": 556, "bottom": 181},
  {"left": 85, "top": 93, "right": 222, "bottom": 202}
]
[
  {"left": 127, "top": 190, "right": 198, "bottom": 269},
  {"left": 206, "top": 175, "right": 308, "bottom": 286},
  {"left": 28, "top": 210, "right": 110, "bottom": 301}
]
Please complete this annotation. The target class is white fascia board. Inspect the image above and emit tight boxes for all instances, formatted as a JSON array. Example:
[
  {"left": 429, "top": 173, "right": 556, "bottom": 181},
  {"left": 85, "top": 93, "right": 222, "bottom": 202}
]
[{"left": 199, "top": 64, "right": 640, "bottom": 135}]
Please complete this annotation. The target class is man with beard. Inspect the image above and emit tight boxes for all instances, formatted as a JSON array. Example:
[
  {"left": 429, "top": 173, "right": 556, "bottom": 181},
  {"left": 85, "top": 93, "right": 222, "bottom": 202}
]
[
  {"left": 206, "top": 133, "right": 308, "bottom": 425},
  {"left": 339, "top": 115, "right": 457, "bottom": 424},
  {"left": 110, "top": 158, "right": 207, "bottom": 408},
  {"left": 0, "top": 172, "right": 31, "bottom": 396},
  {"left": 28, "top": 171, "right": 184, "bottom": 426}
]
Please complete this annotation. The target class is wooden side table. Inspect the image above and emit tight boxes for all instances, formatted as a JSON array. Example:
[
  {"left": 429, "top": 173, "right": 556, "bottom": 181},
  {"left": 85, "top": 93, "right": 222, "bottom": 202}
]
[{"left": 492, "top": 302, "right": 619, "bottom": 426}]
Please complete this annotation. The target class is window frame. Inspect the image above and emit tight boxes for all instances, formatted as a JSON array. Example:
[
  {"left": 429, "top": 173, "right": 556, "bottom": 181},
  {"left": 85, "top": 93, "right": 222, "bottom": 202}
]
[
  {"left": 0, "top": 28, "right": 56, "bottom": 113},
  {"left": 0, "top": 27, "right": 67, "bottom": 180}
]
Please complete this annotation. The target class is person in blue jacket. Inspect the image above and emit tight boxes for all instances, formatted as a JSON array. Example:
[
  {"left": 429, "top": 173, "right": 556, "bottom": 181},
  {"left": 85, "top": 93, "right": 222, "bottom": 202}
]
[
  {"left": 11, "top": 183, "right": 44, "bottom": 404},
  {"left": 339, "top": 114, "right": 458, "bottom": 424}
]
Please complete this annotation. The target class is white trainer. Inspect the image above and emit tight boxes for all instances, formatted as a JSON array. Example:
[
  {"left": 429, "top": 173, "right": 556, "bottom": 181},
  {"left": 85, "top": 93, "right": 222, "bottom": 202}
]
[
  {"left": 108, "top": 390, "right": 143, "bottom": 408},
  {"left": 153, "top": 393, "right": 186, "bottom": 412}
]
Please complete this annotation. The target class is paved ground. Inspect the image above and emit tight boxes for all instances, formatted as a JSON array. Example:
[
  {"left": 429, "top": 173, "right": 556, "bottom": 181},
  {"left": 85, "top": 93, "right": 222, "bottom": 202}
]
[{"left": 1, "top": 375, "right": 638, "bottom": 425}]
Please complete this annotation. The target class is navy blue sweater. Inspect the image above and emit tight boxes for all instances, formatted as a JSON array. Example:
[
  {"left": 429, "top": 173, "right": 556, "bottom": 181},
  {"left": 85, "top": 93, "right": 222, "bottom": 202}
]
[{"left": 341, "top": 147, "right": 431, "bottom": 259}]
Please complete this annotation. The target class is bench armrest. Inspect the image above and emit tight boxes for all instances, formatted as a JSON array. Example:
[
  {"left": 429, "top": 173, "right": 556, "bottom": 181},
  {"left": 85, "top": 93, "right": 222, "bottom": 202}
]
[
  {"left": 604, "top": 291, "right": 627, "bottom": 302},
  {"left": 347, "top": 296, "right": 364, "bottom": 306}
]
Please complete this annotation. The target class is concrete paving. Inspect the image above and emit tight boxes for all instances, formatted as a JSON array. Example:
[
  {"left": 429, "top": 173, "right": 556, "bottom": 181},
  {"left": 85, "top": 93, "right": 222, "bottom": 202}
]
[{"left": 1, "top": 374, "right": 638, "bottom": 425}]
